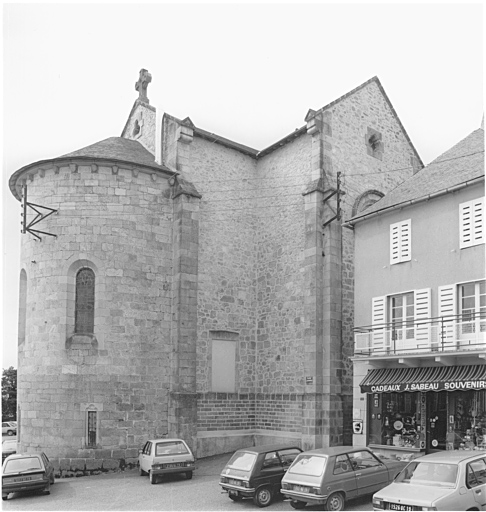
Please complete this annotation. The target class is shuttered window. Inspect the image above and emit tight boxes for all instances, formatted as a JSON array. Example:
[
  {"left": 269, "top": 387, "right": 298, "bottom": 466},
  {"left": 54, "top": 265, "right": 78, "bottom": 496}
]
[
  {"left": 460, "top": 197, "right": 484, "bottom": 249},
  {"left": 390, "top": 219, "right": 411, "bottom": 265}
]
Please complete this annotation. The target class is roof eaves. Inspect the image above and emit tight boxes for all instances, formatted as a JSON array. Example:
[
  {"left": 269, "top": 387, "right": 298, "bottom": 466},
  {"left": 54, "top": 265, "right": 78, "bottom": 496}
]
[
  {"left": 344, "top": 174, "right": 485, "bottom": 227},
  {"left": 9, "top": 155, "right": 177, "bottom": 201}
]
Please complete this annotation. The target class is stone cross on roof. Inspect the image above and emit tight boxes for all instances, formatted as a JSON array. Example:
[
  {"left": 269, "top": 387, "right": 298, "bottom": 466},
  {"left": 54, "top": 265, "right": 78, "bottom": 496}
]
[{"left": 135, "top": 69, "right": 152, "bottom": 104}]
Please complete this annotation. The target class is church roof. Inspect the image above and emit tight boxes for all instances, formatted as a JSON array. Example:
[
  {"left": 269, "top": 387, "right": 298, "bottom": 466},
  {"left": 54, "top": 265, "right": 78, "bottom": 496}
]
[
  {"left": 60, "top": 137, "right": 171, "bottom": 171},
  {"left": 9, "top": 137, "right": 175, "bottom": 201},
  {"left": 347, "top": 127, "right": 485, "bottom": 224}
]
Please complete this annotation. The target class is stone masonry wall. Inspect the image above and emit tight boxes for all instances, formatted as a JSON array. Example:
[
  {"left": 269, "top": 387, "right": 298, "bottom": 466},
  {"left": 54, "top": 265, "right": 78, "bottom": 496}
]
[
  {"left": 17, "top": 162, "right": 174, "bottom": 473},
  {"left": 327, "top": 80, "right": 420, "bottom": 441}
]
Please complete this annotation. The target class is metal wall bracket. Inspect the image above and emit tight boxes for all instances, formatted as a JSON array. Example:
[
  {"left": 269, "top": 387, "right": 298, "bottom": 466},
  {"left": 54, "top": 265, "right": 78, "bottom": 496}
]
[{"left": 21, "top": 184, "right": 58, "bottom": 241}]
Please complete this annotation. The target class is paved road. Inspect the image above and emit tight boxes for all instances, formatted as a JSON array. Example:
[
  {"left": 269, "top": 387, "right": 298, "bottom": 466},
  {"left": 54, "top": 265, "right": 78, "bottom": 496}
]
[{"left": 2, "top": 452, "right": 373, "bottom": 511}]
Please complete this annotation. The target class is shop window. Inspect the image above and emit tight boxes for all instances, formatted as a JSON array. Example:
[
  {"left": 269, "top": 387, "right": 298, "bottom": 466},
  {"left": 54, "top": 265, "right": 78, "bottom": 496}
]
[
  {"left": 368, "top": 392, "right": 421, "bottom": 448},
  {"left": 460, "top": 197, "right": 484, "bottom": 249},
  {"left": 75, "top": 268, "right": 95, "bottom": 334},
  {"left": 390, "top": 219, "right": 411, "bottom": 265}
]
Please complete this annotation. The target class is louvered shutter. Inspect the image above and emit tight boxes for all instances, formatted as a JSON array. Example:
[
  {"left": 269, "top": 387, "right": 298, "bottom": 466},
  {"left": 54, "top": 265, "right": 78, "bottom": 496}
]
[
  {"left": 472, "top": 198, "right": 484, "bottom": 245},
  {"left": 414, "top": 288, "right": 431, "bottom": 347},
  {"left": 372, "top": 296, "right": 387, "bottom": 353},
  {"left": 400, "top": 220, "right": 411, "bottom": 261},
  {"left": 390, "top": 220, "right": 411, "bottom": 264},
  {"left": 438, "top": 284, "right": 456, "bottom": 348},
  {"left": 390, "top": 224, "right": 400, "bottom": 265},
  {"left": 460, "top": 198, "right": 485, "bottom": 248}
]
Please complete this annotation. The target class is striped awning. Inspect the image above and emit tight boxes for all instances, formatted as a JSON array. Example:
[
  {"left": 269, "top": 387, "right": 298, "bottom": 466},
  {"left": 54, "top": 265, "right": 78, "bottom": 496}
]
[{"left": 360, "top": 364, "right": 486, "bottom": 393}]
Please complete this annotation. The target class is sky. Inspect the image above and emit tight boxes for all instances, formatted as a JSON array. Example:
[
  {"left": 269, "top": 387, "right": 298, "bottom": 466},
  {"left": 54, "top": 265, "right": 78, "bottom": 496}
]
[{"left": 1, "top": 1, "right": 484, "bottom": 369}]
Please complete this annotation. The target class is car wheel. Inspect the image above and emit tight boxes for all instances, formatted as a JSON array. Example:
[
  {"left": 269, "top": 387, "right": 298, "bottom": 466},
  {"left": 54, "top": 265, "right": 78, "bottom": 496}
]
[
  {"left": 325, "top": 492, "right": 345, "bottom": 511},
  {"left": 149, "top": 471, "right": 157, "bottom": 485},
  {"left": 2, "top": 494, "right": 8, "bottom": 501},
  {"left": 229, "top": 494, "right": 242, "bottom": 502},
  {"left": 139, "top": 466, "right": 146, "bottom": 476},
  {"left": 7, "top": 430, "right": 13, "bottom": 436},
  {"left": 253, "top": 486, "right": 273, "bottom": 507},
  {"left": 185, "top": 471, "right": 193, "bottom": 480},
  {"left": 43, "top": 480, "right": 51, "bottom": 495},
  {"left": 290, "top": 501, "right": 307, "bottom": 509}
]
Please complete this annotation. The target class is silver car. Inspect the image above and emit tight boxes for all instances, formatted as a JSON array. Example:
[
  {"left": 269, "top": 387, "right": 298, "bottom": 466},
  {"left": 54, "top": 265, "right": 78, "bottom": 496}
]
[{"left": 372, "top": 450, "right": 486, "bottom": 511}]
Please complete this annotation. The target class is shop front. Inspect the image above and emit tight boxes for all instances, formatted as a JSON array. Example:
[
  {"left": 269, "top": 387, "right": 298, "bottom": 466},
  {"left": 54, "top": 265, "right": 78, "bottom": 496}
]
[{"left": 359, "top": 364, "right": 486, "bottom": 458}]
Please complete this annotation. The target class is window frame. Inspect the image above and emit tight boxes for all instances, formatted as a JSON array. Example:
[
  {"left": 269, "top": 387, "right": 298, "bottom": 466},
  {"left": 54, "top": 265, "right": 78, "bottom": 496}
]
[{"left": 75, "top": 267, "right": 95, "bottom": 335}]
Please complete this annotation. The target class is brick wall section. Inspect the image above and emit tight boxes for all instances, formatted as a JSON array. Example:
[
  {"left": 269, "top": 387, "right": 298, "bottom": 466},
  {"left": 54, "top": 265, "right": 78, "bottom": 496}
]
[{"left": 197, "top": 393, "right": 302, "bottom": 432}]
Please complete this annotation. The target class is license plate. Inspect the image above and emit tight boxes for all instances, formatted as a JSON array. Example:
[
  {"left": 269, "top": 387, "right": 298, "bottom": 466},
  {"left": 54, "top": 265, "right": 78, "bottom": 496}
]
[
  {"left": 163, "top": 463, "right": 183, "bottom": 469},
  {"left": 13, "top": 476, "right": 33, "bottom": 483},
  {"left": 389, "top": 503, "right": 414, "bottom": 511},
  {"left": 229, "top": 490, "right": 238, "bottom": 496},
  {"left": 293, "top": 485, "right": 309, "bottom": 493}
]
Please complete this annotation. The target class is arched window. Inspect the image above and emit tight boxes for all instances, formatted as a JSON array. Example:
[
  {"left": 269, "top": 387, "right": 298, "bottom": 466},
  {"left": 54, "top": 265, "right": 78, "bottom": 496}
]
[
  {"left": 18, "top": 269, "right": 27, "bottom": 345},
  {"left": 75, "top": 268, "right": 95, "bottom": 334}
]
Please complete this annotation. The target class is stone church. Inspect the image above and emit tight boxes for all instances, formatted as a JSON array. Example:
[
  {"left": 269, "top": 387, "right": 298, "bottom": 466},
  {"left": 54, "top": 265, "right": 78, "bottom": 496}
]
[{"left": 9, "top": 70, "right": 422, "bottom": 474}]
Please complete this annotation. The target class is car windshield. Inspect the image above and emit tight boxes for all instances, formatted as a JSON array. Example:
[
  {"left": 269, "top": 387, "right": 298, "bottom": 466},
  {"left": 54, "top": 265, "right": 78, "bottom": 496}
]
[
  {"left": 3, "top": 457, "right": 42, "bottom": 474},
  {"left": 396, "top": 461, "right": 458, "bottom": 488},
  {"left": 155, "top": 441, "right": 189, "bottom": 456},
  {"left": 226, "top": 451, "right": 257, "bottom": 472},
  {"left": 287, "top": 454, "right": 327, "bottom": 476}
]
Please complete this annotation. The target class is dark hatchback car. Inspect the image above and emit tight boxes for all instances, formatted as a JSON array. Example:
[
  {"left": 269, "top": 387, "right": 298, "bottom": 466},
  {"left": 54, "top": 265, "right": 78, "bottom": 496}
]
[
  {"left": 2, "top": 452, "right": 55, "bottom": 501},
  {"left": 219, "top": 444, "right": 303, "bottom": 507}
]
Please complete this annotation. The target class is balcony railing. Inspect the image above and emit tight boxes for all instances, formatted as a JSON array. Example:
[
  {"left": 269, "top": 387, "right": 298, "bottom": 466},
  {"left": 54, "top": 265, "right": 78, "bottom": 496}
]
[{"left": 354, "top": 313, "right": 486, "bottom": 356}]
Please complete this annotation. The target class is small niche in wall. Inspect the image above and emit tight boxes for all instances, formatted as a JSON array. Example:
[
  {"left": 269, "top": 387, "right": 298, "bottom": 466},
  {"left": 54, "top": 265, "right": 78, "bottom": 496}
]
[{"left": 366, "top": 127, "right": 384, "bottom": 160}]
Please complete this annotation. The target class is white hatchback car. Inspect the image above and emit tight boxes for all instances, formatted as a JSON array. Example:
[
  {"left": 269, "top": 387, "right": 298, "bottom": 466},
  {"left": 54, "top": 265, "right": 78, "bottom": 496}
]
[
  {"left": 138, "top": 438, "right": 195, "bottom": 484},
  {"left": 372, "top": 450, "right": 486, "bottom": 511},
  {"left": 1, "top": 422, "right": 17, "bottom": 436}
]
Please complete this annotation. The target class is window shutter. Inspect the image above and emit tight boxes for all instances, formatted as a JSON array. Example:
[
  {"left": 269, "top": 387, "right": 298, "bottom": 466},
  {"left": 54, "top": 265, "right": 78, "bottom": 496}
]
[
  {"left": 414, "top": 288, "right": 431, "bottom": 345},
  {"left": 400, "top": 220, "right": 411, "bottom": 261},
  {"left": 438, "top": 284, "right": 456, "bottom": 347},
  {"left": 372, "top": 296, "right": 387, "bottom": 351},
  {"left": 390, "top": 220, "right": 411, "bottom": 264},
  {"left": 390, "top": 224, "right": 400, "bottom": 265},
  {"left": 472, "top": 198, "right": 484, "bottom": 245},
  {"left": 460, "top": 198, "right": 484, "bottom": 248}
]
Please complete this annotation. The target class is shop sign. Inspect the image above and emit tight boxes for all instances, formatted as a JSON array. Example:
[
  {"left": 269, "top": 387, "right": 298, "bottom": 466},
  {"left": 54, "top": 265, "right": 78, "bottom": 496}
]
[{"left": 365, "top": 380, "right": 486, "bottom": 393}]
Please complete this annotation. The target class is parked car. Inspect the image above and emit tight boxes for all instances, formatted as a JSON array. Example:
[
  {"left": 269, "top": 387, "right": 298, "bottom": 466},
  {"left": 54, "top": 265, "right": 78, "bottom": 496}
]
[
  {"left": 2, "top": 452, "right": 55, "bottom": 501},
  {"left": 138, "top": 438, "right": 195, "bottom": 484},
  {"left": 280, "top": 446, "right": 408, "bottom": 511},
  {"left": 2, "top": 439, "right": 17, "bottom": 463},
  {"left": 219, "top": 444, "right": 303, "bottom": 507},
  {"left": 2, "top": 422, "right": 17, "bottom": 436},
  {"left": 372, "top": 450, "right": 486, "bottom": 511}
]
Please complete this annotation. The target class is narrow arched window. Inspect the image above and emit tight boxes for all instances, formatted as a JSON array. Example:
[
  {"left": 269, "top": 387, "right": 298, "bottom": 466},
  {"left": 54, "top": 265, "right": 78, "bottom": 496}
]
[
  {"left": 18, "top": 269, "right": 27, "bottom": 345},
  {"left": 75, "top": 268, "right": 95, "bottom": 334}
]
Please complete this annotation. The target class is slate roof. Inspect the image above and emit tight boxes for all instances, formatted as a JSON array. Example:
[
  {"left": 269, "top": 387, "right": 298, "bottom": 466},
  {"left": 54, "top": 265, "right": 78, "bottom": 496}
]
[
  {"left": 61, "top": 137, "right": 171, "bottom": 172},
  {"left": 348, "top": 127, "right": 485, "bottom": 224},
  {"left": 9, "top": 137, "right": 175, "bottom": 200}
]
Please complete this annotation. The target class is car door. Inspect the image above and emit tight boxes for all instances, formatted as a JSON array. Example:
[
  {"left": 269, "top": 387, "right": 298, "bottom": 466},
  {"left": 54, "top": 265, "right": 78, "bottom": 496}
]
[
  {"left": 331, "top": 454, "right": 358, "bottom": 499},
  {"left": 348, "top": 450, "right": 390, "bottom": 496},
  {"left": 140, "top": 442, "right": 152, "bottom": 473},
  {"left": 256, "top": 451, "right": 285, "bottom": 493},
  {"left": 466, "top": 457, "right": 486, "bottom": 510}
]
